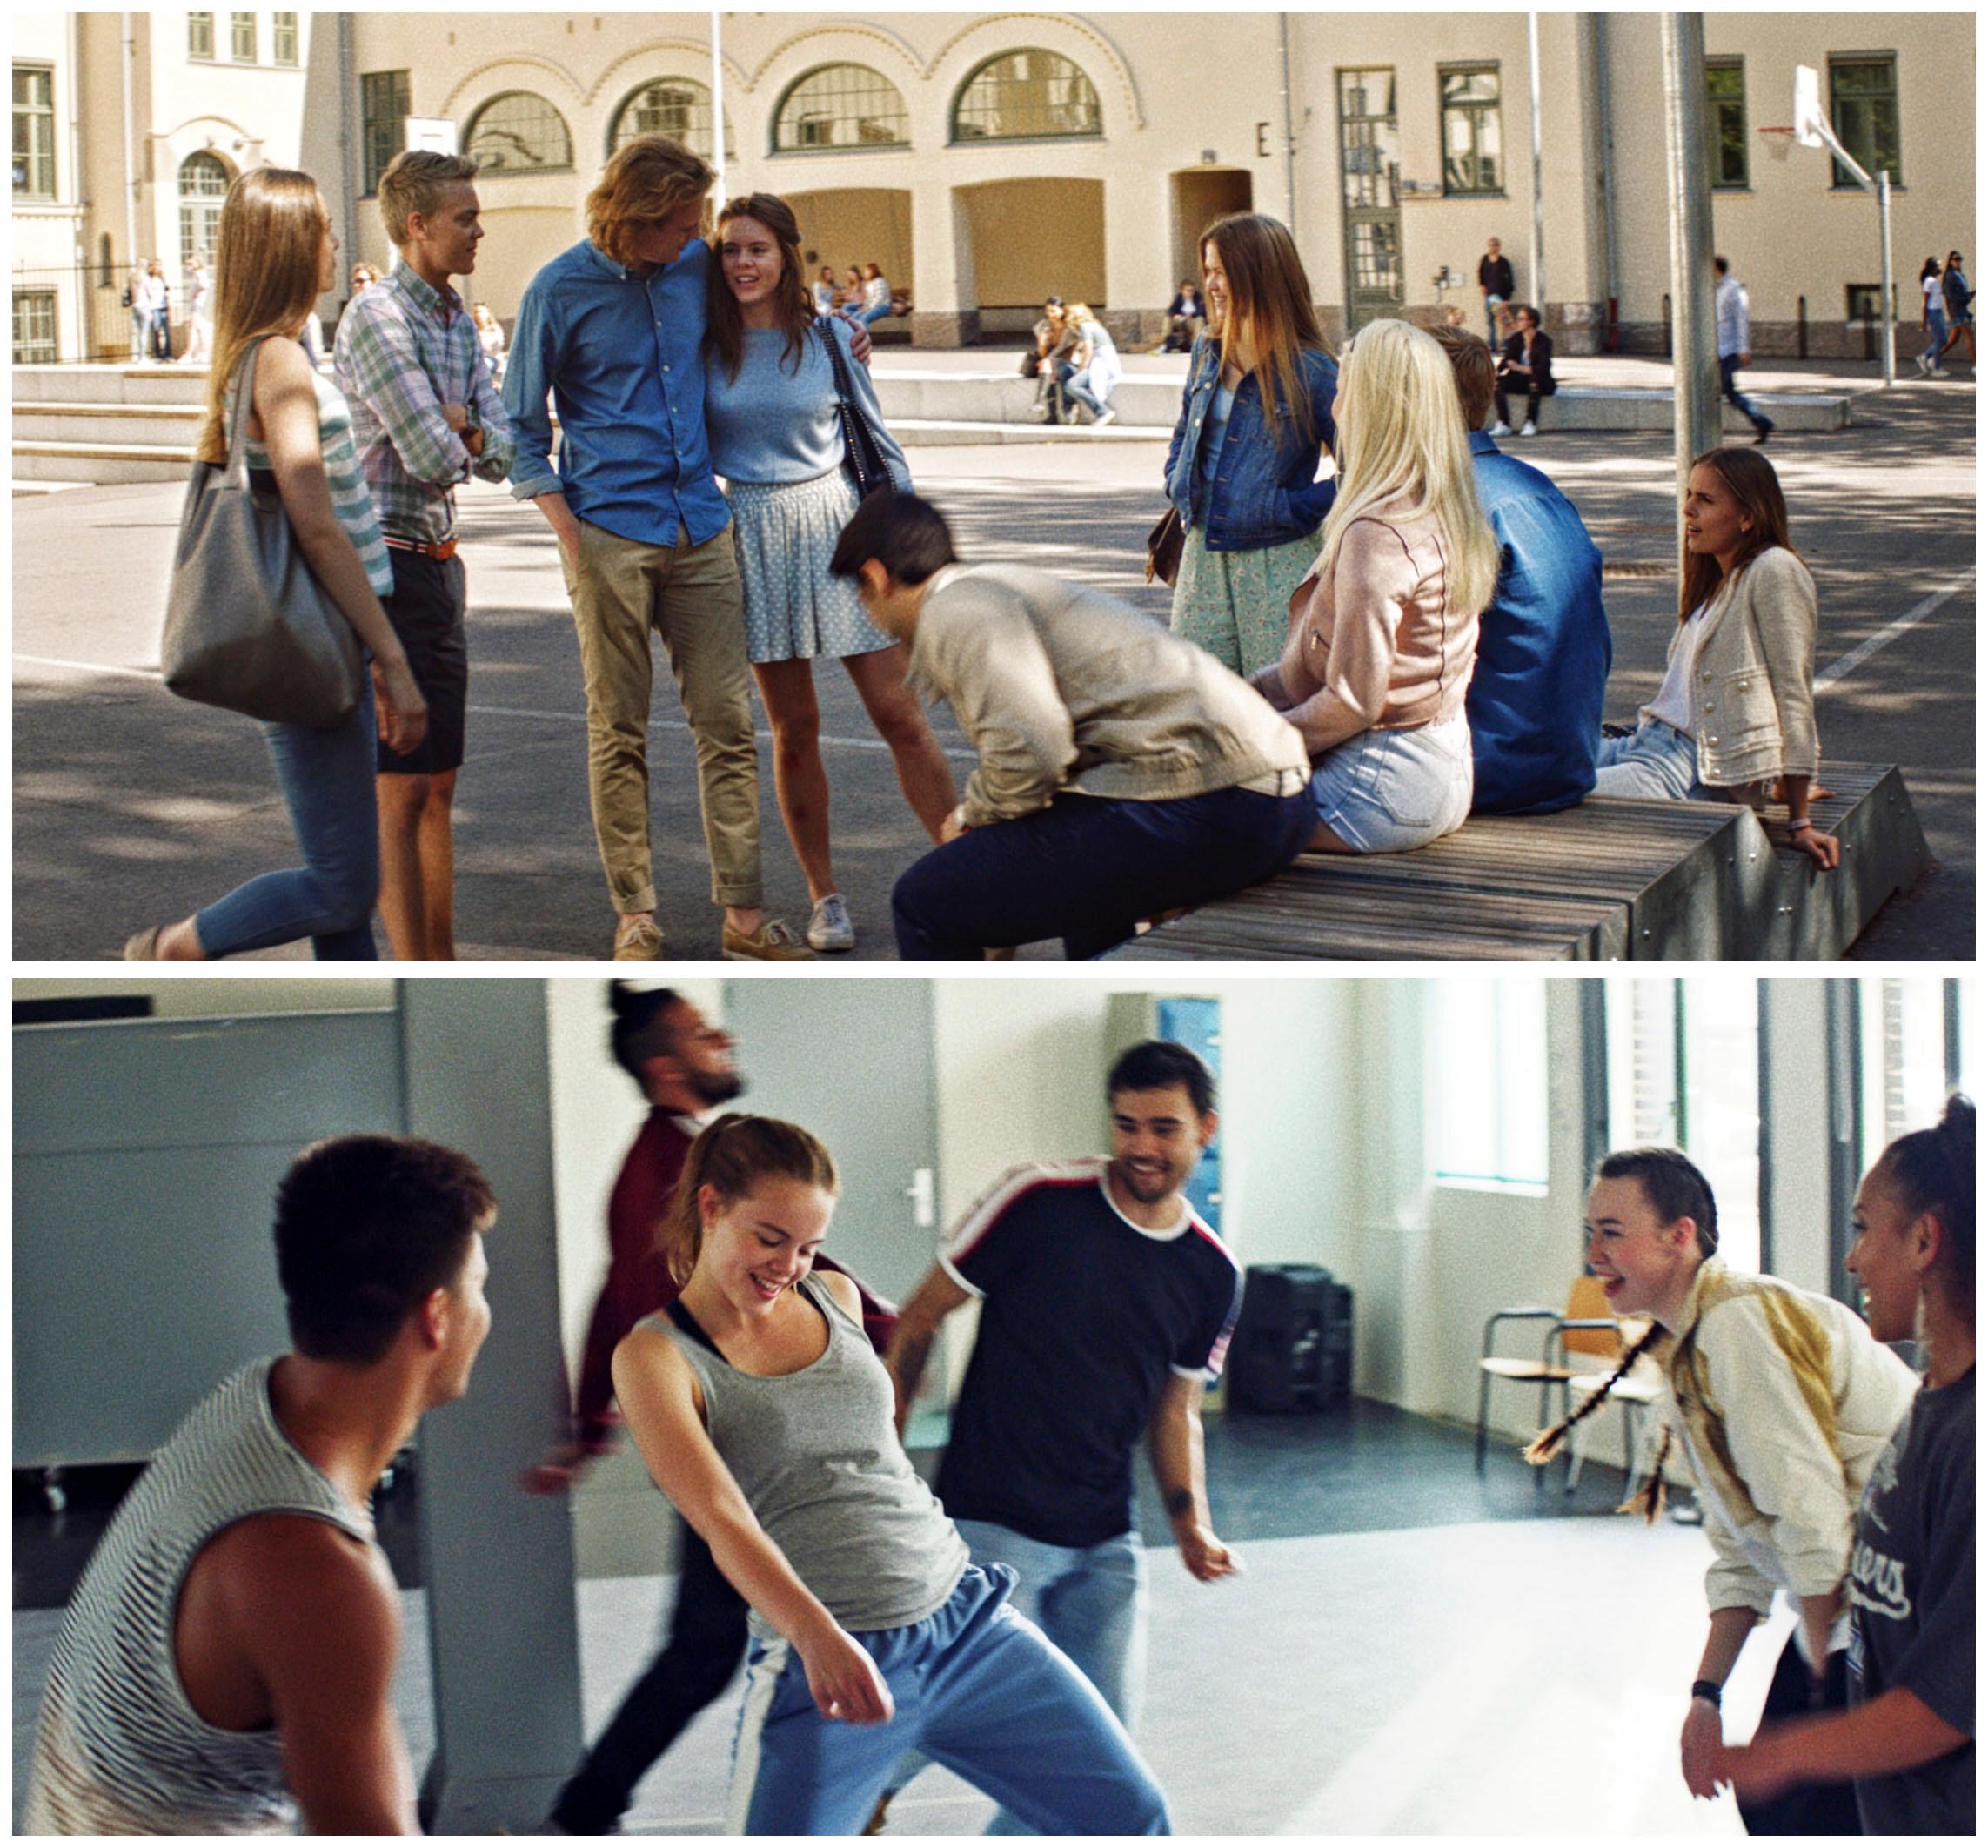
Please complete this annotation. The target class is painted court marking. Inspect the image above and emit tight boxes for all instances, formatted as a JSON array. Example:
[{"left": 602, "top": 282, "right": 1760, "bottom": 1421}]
[{"left": 1813, "top": 566, "right": 1974, "bottom": 688}]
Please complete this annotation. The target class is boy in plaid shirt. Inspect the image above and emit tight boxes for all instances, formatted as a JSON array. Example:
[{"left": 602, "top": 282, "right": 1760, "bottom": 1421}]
[{"left": 335, "top": 150, "right": 514, "bottom": 959}]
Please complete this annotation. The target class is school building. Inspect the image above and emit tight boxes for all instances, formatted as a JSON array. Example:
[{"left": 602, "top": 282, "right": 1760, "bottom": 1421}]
[{"left": 10, "top": 10, "right": 1975, "bottom": 360}]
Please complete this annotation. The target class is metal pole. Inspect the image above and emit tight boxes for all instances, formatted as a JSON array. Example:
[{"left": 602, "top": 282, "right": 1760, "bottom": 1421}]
[
  {"left": 1660, "top": 14, "right": 1719, "bottom": 540},
  {"left": 1278, "top": 13, "right": 1297, "bottom": 230},
  {"left": 119, "top": 13, "right": 137, "bottom": 285},
  {"left": 709, "top": 10, "right": 726, "bottom": 213},
  {"left": 1527, "top": 12, "right": 1545, "bottom": 318},
  {"left": 68, "top": 10, "right": 87, "bottom": 360},
  {"left": 1878, "top": 170, "right": 1894, "bottom": 386},
  {"left": 1592, "top": 12, "right": 1621, "bottom": 349}
]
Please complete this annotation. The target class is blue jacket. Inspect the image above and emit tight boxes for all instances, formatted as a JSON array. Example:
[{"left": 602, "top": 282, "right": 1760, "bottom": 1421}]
[
  {"left": 1163, "top": 338, "right": 1338, "bottom": 552},
  {"left": 1464, "top": 432, "right": 1612, "bottom": 814}
]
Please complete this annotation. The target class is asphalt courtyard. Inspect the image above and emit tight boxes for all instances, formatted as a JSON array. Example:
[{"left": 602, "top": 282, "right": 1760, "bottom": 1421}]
[{"left": 11, "top": 355, "right": 1975, "bottom": 961}]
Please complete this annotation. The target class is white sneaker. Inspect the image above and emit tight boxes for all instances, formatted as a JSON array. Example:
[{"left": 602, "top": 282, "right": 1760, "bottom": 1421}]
[
  {"left": 1519, "top": 419, "right": 1537, "bottom": 436},
  {"left": 1092, "top": 407, "right": 1117, "bottom": 426},
  {"left": 807, "top": 893, "right": 856, "bottom": 954},
  {"left": 1915, "top": 352, "right": 1932, "bottom": 375},
  {"left": 1487, "top": 419, "right": 1511, "bottom": 436},
  {"left": 1930, "top": 365, "right": 1951, "bottom": 378}
]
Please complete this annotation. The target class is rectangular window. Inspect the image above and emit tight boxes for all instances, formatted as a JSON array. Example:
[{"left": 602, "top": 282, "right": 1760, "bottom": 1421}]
[
  {"left": 1829, "top": 54, "right": 1900, "bottom": 187},
  {"left": 272, "top": 14, "right": 298, "bottom": 67},
  {"left": 231, "top": 12, "right": 257, "bottom": 64},
  {"left": 188, "top": 12, "right": 215, "bottom": 60},
  {"left": 1706, "top": 58, "right": 1748, "bottom": 189},
  {"left": 12, "top": 64, "right": 55, "bottom": 200},
  {"left": 1431, "top": 979, "right": 1549, "bottom": 1190},
  {"left": 361, "top": 70, "right": 412, "bottom": 196},
  {"left": 1439, "top": 64, "right": 1502, "bottom": 196},
  {"left": 12, "top": 285, "right": 57, "bottom": 363},
  {"left": 1856, "top": 978, "right": 1970, "bottom": 1177}
]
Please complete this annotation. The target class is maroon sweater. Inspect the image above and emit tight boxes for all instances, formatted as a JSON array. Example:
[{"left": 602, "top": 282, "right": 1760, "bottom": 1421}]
[{"left": 574, "top": 1108, "right": 898, "bottom": 1450}]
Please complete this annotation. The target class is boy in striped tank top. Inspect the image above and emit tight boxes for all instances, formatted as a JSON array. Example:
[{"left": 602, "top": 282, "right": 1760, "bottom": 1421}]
[{"left": 22, "top": 1136, "right": 496, "bottom": 1834}]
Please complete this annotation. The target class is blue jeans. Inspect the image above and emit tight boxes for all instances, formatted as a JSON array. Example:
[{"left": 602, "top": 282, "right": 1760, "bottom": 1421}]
[
  {"left": 193, "top": 674, "right": 381, "bottom": 958},
  {"left": 1059, "top": 362, "right": 1112, "bottom": 419},
  {"left": 730, "top": 1563, "right": 1168, "bottom": 1836},
  {"left": 855, "top": 301, "right": 894, "bottom": 326},
  {"left": 1718, "top": 353, "right": 1772, "bottom": 433},
  {"left": 1591, "top": 719, "right": 1704, "bottom": 799},
  {"left": 891, "top": 782, "right": 1317, "bottom": 959},
  {"left": 1310, "top": 713, "right": 1474, "bottom": 852},
  {"left": 1923, "top": 308, "right": 1947, "bottom": 366}
]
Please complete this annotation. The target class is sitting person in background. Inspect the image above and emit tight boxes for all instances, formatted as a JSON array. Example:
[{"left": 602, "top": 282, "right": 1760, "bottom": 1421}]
[
  {"left": 1161, "top": 278, "right": 1205, "bottom": 352},
  {"left": 1251, "top": 318, "right": 1498, "bottom": 854},
  {"left": 1061, "top": 301, "right": 1122, "bottom": 425},
  {"left": 1593, "top": 446, "right": 1838, "bottom": 870},
  {"left": 828, "top": 492, "right": 1315, "bottom": 960},
  {"left": 1026, "top": 296, "right": 1076, "bottom": 421},
  {"left": 856, "top": 261, "right": 894, "bottom": 326},
  {"left": 1432, "top": 326, "right": 1610, "bottom": 814},
  {"left": 812, "top": 264, "right": 838, "bottom": 315},
  {"left": 1489, "top": 304, "right": 1555, "bottom": 436}
]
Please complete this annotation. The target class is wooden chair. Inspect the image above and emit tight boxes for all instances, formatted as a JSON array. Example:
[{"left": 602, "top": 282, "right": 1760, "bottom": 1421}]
[
  {"left": 1563, "top": 1312, "right": 1658, "bottom": 1492},
  {"left": 1474, "top": 1276, "right": 1633, "bottom": 1479}
]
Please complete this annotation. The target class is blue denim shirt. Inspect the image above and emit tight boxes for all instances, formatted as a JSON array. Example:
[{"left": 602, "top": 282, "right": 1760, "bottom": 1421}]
[
  {"left": 1464, "top": 431, "right": 1612, "bottom": 814},
  {"left": 503, "top": 238, "right": 731, "bottom": 549},
  {"left": 1162, "top": 338, "right": 1338, "bottom": 551}
]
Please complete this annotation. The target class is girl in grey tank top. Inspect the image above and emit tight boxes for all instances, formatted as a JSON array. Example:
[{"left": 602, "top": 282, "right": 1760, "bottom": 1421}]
[{"left": 612, "top": 1113, "right": 1170, "bottom": 1836}]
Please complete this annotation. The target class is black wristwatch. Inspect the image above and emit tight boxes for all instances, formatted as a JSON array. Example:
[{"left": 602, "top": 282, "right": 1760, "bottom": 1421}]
[{"left": 1690, "top": 1679, "right": 1724, "bottom": 1709}]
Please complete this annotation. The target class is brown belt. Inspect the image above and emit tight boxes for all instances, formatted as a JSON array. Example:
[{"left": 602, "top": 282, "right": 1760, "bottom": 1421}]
[{"left": 383, "top": 534, "right": 458, "bottom": 561}]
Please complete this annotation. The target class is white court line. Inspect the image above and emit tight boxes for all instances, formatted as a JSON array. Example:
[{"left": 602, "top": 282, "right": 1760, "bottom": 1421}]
[
  {"left": 1814, "top": 566, "right": 1975, "bottom": 687},
  {"left": 11, "top": 653, "right": 979, "bottom": 761}
]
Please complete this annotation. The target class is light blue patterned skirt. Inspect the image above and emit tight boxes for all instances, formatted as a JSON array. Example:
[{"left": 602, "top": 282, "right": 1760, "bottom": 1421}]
[{"left": 726, "top": 468, "right": 897, "bottom": 666}]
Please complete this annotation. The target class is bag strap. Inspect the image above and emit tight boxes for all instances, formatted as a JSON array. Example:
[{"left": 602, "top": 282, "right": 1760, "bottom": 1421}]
[
  {"left": 815, "top": 313, "right": 860, "bottom": 412},
  {"left": 220, "top": 336, "right": 271, "bottom": 489}
]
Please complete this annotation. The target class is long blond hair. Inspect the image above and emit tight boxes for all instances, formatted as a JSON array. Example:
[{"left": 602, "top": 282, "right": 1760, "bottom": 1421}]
[
  {"left": 197, "top": 168, "right": 328, "bottom": 464},
  {"left": 1317, "top": 318, "right": 1499, "bottom": 619},
  {"left": 1202, "top": 212, "right": 1329, "bottom": 450}
]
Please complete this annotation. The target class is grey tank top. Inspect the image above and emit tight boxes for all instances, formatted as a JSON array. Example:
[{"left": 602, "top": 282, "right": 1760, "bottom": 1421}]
[
  {"left": 651, "top": 1274, "right": 968, "bottom": 1640},
  {"left": 22, "top": 1359, "right": 379, "bottom": 1834}
]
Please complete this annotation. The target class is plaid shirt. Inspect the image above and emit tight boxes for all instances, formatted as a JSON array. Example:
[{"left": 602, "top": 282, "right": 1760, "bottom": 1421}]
[{"left": 333, "top": 264, "right": 515, "bottom": 545}]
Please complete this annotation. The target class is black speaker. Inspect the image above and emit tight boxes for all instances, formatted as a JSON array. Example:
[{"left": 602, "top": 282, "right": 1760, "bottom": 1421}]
[{"left": 1228, "top": 1263, "right": 1354, "bottom": 1412}]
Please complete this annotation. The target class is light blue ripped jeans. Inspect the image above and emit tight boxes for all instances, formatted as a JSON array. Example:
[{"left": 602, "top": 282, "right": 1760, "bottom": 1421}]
[{"left": 1592, "top": 718, "right": 1707, "bottom": 799}]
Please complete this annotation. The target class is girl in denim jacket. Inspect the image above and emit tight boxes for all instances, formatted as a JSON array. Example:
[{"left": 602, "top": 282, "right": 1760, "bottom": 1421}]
[{"left": 1165, "top": 213, "right": 1340, "bottom": 676}]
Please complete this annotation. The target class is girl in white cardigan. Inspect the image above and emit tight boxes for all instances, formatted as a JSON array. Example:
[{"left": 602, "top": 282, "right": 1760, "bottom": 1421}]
[
  {"left": 1531, "top": 1146, "right": 1918, "bottom": 1833},
  {"left": 1593, "top": 447, "right": 1838, "bottom": 872}
]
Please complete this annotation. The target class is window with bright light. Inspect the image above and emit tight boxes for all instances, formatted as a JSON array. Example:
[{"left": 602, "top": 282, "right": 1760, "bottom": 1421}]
[
  {"left": 1431, "top": 979, "right": 1549, "bottom": 1190},
  {"left": 1857, "top": 978, "right": 1968, "bottom": 1174},
  {"left": 773, "top": 64, "right": 910, "bottom": 153},
  {"left": 465, "top": 91, "right": 572, "bottom": 173},
  {"left": 1439, "top": 64, "right": 1502, "bottom": 196},
  {"left": 609, "top": 77, "right": 734, "bottom": 163},
  {"left": 952, "top": 50, "right": 1101, "bottom": 143}
]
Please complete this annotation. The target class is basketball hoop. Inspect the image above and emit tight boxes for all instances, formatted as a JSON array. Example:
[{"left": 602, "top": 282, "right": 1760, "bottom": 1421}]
[{"left": 1757, "top": 125, "right": 1797, "bottom": 164}]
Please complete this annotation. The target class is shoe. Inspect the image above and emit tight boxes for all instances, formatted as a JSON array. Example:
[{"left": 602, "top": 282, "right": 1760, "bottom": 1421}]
[
  {"left": 722, "top": 918, "right": 814, "bottom": 961},
  {"left": 1916, "top": 352, "right": 1933, "bottom": 376},
  {"left": 1486, "top": 419, "right": 1511, "bottom": 436},
  {"left": 806, "top": 894, "right": 856, "bottom": 954},
  {"left": 1754, "top": 424, "right": 1774, "bottom": 444},
  {"left": 1092, "top": 407, "right": 1117, "bottom": 426},
  {"left": 122, "top": 926, "right": 163, "bottom": 960},
  {"left": 612, "top": 914, "right": 666, "bottom": 961},
  {"left": 1929, "top": 366, "right": 1951, "bottom": 378},
  {"left": 1518, "top": 419, "right": 1537, "bottom": 437}
]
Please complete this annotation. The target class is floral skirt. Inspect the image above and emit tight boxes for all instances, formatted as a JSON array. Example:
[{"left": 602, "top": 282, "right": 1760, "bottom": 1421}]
[{"left": 1169, "top": 523, "right": 1322, "bottom": 680}]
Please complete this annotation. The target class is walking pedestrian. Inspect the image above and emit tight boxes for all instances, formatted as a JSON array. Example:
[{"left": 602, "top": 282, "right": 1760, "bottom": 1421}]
[
  {"left": 180, "top": 253, "right": 213, "bottom": 366},
  {"left": 1478, "top": 236, "right": 1515, "bottom": 345},
  {"left": 1938, "top": 251, "right": 1973, "bottom": 366},
  {"left": 144, "top": 258, "right": 173, "bottom": 361},
  {"left": 1714, "top": 256, "right": 1775, "bottom": 442}
]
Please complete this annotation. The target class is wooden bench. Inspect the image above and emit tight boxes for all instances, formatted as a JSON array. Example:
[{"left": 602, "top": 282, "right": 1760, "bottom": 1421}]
[{"left": 1103, "top": 763, "right": 1930, "bottom": 961}]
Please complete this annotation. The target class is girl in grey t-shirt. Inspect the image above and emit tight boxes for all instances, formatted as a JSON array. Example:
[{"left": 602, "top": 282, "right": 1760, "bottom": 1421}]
[{"left": 611, "top": 1113, "right": 1170, "bottom": 1836}]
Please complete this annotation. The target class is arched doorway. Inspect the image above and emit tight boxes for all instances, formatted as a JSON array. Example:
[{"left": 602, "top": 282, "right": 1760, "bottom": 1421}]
[{"left": 177, "top": 151, "right": 231, "bottom": 276}]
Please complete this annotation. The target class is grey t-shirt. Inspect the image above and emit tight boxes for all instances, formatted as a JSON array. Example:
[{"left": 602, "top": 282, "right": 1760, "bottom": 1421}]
[
  {"left": 651, "top": 1274, "right": 967, "bottom": 1640},
  {"left": 1848, "top": 1364, "right": 1974, "bottom": 1835}
]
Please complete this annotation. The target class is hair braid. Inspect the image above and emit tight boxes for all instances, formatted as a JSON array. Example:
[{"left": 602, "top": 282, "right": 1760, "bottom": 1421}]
[
  {"left": 1523, "top": 1317, "right": 1667, "bottom": 1467},
  {"left": 1618, "top": 1424, "right": 1674, "bottom": 1525}
]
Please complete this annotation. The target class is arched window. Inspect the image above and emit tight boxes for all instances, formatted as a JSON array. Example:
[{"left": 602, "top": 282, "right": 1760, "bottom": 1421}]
[
  {"left": 773, "top": 64, "right": 909, "bottom": 152},
  {"left": 464, "top": 91, "right": 572, "bottom": 174},
  {"left": 177, "top": 151, "right": 231, "bottom": 274},
  {"left": 951, "top": 49, "right": 1101, "bottom": 143},
  {"left": 608, "top": 77, "right": 735, "bottom": 163}
]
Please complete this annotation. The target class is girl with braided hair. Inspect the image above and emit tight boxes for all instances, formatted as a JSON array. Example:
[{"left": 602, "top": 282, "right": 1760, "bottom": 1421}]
[
  {"left": 1710, "top": 1095, "right": 1974, "bottom": 1833},
  {"left": 1533, "top": 1145, "right": 1918, "bottom": 1833}
]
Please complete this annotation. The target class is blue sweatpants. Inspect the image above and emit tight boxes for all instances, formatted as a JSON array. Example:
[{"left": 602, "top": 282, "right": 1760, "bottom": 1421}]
[{"left": 728, "top": 1563, "right": 1170, "bottom": 1835}]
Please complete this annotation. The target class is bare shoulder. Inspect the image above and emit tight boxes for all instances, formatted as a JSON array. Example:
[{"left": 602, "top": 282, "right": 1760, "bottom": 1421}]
[
  {"left": 251, "top": 333, "right": 311, "bottom": 390},
  {"left": 197, "top": 1510, "right": 398, "bottom": 1684},
  {"left": 612, "top": 1317, "right": 697, "bottom": 1398},
  {"left": 814, "top": 1268, "right": 862, "bottom": 1318}
]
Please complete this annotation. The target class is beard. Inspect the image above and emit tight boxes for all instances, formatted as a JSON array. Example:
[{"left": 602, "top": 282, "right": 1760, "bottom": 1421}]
[
  {"left": 688, "top": 1065, "right": 746, "bottom": 1108},
  {"left": 1111, "top": 1155, "right": 1181, "bottom": 1204}
]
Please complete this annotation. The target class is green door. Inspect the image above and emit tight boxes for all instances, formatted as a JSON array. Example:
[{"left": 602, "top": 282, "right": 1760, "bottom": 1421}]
[{"left": 1337, "top": 67, "right": 1404, "bottom": 334}]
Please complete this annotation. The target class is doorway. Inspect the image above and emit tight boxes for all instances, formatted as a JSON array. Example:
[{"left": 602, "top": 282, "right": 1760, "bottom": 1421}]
[
  {"left": 1171, "top": 169, "right": 1254, "bottom": 297},
  {"left": 1335, "top": 67, "right": 1404, "bottom": 333}
]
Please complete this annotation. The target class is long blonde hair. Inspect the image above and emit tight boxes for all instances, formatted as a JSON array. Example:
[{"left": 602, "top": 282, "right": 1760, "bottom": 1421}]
[
  {"left": 197, "top": 168, "right": 328, "bottom": 464},
  {"left": 1202, "top": 212, "right": 1329, "bottom": 450},
  {"left": 1317, "top": 318, "right": 1499, "bottom": 619}
]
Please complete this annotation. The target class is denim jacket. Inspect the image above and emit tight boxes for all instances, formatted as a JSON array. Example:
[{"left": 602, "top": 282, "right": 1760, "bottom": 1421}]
[{"left": 1163, "top": 337, "right": 1338, "bottom": 552}]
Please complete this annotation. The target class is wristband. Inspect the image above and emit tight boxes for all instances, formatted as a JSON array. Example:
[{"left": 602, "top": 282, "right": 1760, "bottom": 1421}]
[
  {"left": 1690, "top": 1679, "right": 1724, "bottom": 1708},
  {"left": 1789, "top": 818, "right": 1814, "bottom": 833}
]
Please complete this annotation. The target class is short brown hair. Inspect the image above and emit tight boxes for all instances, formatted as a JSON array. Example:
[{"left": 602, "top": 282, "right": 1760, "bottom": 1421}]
[
  {"left": 378, "top": 149, "right": 479, "bottom": 247},
  {"left": 586, "top": 134, "right": 713, "bottom": 269},
  {"left": 1430, "top": 325, "right": 1496, "bottom": 431}
]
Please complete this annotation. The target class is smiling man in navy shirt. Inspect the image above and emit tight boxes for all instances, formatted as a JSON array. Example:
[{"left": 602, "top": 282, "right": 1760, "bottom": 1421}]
[{"left": 505, "top": 135, "right": 809, "bottom": 961}]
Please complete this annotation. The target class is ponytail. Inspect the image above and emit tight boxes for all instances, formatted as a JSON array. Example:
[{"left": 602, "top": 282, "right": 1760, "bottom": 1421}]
[
  {"left": 1878, "top": 1092, "right": 1976, "bottom": 1306},
  {"left": 664, "top": 1114, "right": 840, "bottom": 1287}
]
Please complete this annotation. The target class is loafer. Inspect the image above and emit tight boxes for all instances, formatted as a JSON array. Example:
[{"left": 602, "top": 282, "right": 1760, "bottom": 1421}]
[
  {"left": 807, "top": 894, "right": 856, "bottom": 954},
  {"left": 612, "top": 914, "right": 666, "bottom": 961},
  {"left": 123, "top": 926, "right": 163, "bottom": 960},
  {"left": 722, "top": 918, "right": 814, "bottom": 961}
]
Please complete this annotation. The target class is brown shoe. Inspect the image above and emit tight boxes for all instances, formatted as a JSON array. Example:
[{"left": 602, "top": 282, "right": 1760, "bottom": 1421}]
[
  {"left": 722, "top": 918, "right": 814, "bottom": 961},
  {"left": 612, "top": 914, "right": 666, "bottom": 961},
  {"left": 123, "top": 926, "right": 163, "bottom": 960}
]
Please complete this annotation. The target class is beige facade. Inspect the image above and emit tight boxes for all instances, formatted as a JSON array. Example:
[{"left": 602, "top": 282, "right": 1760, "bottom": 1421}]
[{"left": 14, "top": 11, "right": 1974, "bottom": 360}]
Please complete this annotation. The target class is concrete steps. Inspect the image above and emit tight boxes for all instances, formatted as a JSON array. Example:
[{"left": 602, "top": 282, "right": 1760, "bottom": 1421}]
[{"left": 11, "top": 440, "right": 195, "bottom": 484}]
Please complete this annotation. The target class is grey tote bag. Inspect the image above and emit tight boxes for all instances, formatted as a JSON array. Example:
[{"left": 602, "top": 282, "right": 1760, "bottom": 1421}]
[{"left": 160, "top": 338, "right": 363, "bottom": 727}]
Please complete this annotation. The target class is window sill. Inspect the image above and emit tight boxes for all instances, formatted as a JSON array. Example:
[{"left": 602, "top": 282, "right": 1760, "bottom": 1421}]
[
  {"left": 770, "top": 144, "right": 911, "bottom": 158},
  {"left": 1433, "top": 1175, "right": 1550, "bottom": 1200}
]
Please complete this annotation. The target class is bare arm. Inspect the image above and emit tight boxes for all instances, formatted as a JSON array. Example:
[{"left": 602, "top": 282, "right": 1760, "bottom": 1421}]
[
  {"left": 1146, "top": 1372, "right": 1238, "bottom": 1583},
  {"left": 612, "top": 1324, "right": 894, "bottom": 1724},
  {"left": 1679, "top": 1605, "right": 1764, "bottom": 1798},
  {"left": 884, "top": 1264, "right": 972, "bottom": 1434},
  {"left": 252, "top": 337, "right": 427, "bottom": 755},
  {"left": 221, "top": 1516, "right": 419, "bottom": 1833},
  {"left": 1710, "top": 1687, "right": 1969, "bottom": 1804}
]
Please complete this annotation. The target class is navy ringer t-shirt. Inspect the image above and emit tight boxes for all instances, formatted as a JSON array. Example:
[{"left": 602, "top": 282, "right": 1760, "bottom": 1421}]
[{"left": 934, "top": 1157, "right": 1242, "bottom": 1550}]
